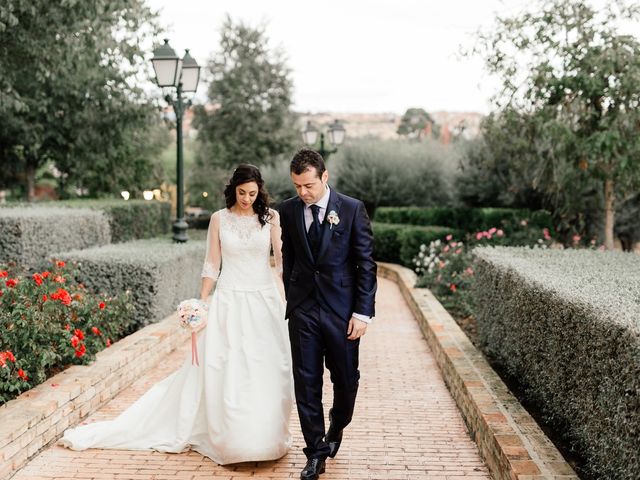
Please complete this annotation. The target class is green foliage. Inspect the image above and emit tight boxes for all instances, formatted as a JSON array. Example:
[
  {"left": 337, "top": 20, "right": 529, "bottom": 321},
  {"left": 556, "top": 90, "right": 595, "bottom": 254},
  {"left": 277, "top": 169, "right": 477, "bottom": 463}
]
[
  {"left": 70, "top": 200, "right": 172, "bottom": 243},
  {"left": 0, "top": 0, "right": 166, "bottom": 199},
  {"left": 396, "top": 108, "right": 440, "bottom": 140},
  {"left": 333, "top": 138, "right": 459, "bottom": 217},
  {"left": 0, "top": 261, "right": 134, "bottom": 404},
  {"left": 374, "top": 206, "right": 553, "bottom": 232},
  {"left": 192, "top": 16, "right": 297, "bottom": 173},
  {"left": 469, "top": 0, "right": 640, "bottom": 249},
  {"left": 473, "top": 247, "right": 640, "bottom": 479},
  {"left": 371, "top": 223, "right": 453, "bottom": 266}
]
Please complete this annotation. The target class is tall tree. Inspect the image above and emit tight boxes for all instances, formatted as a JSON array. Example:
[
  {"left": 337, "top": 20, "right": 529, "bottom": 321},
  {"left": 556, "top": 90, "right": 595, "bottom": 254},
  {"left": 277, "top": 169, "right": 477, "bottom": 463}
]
[
  {"left": 472, "top": 0, "right": 640, "bottom": 249},
  {"left": 0, "top": 0, "right": 164, "bottom": 200},
  {"left": 397, "top": 108, "right": 439, "bottom": 140},
  {"left": 192, "top": 16, "right": 297, "bottom": 173}
]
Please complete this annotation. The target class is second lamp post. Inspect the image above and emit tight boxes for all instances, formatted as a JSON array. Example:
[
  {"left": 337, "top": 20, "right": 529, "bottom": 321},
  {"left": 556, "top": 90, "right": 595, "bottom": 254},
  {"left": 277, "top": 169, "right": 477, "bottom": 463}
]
[
  {"left": 302, "top": 119, "right": 346, "bottom": 160},
  {"left": 151, "top": 39, "right": 201, "bottom": 243}
]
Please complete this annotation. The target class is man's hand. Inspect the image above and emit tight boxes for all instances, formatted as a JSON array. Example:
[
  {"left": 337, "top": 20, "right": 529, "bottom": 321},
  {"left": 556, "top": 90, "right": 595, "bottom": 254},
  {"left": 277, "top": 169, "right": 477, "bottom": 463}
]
[{"left": 347, "top": 317, "right": 367, "bottom": 340}]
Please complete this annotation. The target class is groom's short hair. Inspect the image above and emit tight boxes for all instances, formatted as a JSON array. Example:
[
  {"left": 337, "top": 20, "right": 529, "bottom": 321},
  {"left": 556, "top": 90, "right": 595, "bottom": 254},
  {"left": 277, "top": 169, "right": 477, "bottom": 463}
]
[{"left": 291, "top": 148, "right": 326, "bottom": 178}]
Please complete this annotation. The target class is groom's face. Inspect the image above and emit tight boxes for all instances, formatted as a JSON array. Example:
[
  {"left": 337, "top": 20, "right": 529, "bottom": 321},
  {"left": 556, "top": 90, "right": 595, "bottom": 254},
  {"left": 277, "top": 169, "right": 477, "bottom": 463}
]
[{"left": 291, "top": 167, "right": 328, "bottom": 205}]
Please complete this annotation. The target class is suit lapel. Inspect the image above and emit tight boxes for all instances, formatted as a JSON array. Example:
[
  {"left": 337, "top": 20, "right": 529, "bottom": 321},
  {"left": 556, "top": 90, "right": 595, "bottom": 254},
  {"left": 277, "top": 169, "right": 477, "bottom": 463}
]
[
  {"left": 317, "top": 188, "right": 342, "bottom": 261},
  {"left": 294, "top": 198, "right": 314, "bottom": 263}
]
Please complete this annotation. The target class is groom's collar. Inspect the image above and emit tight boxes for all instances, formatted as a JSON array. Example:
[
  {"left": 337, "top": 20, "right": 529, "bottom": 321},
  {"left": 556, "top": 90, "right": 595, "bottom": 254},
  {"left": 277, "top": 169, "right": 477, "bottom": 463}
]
[{"left": 306, "top": 186, "right": 331, "bottom": 210}]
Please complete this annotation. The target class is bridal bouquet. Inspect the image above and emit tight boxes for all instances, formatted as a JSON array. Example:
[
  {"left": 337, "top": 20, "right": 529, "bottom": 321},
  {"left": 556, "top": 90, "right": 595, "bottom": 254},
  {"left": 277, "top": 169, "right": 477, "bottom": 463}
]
[{"left": 177, "top": 299, "right": 208, "bottom": 366}]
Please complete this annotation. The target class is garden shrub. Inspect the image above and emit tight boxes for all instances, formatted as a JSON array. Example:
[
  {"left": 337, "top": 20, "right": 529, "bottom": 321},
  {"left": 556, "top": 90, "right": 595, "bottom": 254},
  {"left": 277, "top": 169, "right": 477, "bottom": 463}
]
[
  {"left": 54, "top": 238, "right": 205, "bottom": 328},
  {"left": 473, "top": 247, "right": 640, "bottom": 480},
  {"left": 0, "top": 207, "right": 111, "bottom": 267},
  {"left": 0, "top": 260, "right": 133, "bottom": 404},
  {"left": 374, "top": 206, "right": 553, "bottom": 233},
  {"left": 371, "top": 223, "right": 454, "bottom": 266}
]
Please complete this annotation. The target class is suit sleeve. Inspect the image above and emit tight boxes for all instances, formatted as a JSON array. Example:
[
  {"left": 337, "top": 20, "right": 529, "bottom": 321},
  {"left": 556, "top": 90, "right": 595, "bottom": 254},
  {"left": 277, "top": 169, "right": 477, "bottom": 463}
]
[
  {"left": 278, "top": 203, "right": 294, "bottom": 299},
  {"left": 351, "top": 201, "right": 377, "bottom": 317}
]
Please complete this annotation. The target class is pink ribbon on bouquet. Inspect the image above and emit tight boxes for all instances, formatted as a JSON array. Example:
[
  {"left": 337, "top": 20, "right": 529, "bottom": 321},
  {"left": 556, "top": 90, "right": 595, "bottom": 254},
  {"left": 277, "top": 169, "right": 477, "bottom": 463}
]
[{"left": 191, "top": 331, "right": 199, "bottom": 366}]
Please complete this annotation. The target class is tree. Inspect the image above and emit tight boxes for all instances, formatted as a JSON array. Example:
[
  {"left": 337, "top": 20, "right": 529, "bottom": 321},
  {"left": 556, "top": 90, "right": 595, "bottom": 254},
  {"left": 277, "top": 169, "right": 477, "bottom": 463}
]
[
  {"left": 397, "top": 108, "right": 440, "bottom": 140},
  {"left": 472, "top": 0, "right": 640, "bottom": 249},
  {"left": 192, "top": 16, "right": 297, "bottom": 174},
  {"left": 0, "top": 1, "right": 164, "bottom": 200}
]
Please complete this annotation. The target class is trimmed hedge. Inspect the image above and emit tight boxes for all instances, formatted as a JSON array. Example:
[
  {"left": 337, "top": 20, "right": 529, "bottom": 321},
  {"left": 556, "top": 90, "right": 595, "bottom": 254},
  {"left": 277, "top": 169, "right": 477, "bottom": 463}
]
[
  {"left": 473, "top": 247, "right": 640, "bottom": 480},
  {"left": 374, "top": 207, "right": 552, "bottom": 232},
  {"left": 0, "top": 207, "right": 111, "bottom": 267},
  {"left": 54, "top": 238, "right": 205, "bottom": 328},
  {"left": 372, "top": 222, "right": 456, "bottom": 267},
  {"left": 54, "top": 199, "right": 171, "bottom": 243}
]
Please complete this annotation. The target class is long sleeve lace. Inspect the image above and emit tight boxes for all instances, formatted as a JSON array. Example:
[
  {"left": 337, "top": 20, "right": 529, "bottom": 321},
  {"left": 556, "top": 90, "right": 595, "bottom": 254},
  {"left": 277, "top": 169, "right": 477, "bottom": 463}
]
[
  {"left": 201, "top": 211, "right": 221, "bottom": 279},
  {"left": 269, "top": 209, "right": 283, "bottom": 276}
]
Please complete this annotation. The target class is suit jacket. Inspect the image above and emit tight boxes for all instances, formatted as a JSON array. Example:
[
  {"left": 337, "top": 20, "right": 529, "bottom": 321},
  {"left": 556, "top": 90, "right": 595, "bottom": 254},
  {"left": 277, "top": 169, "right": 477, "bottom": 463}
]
[{"left": 279, "top": 188, "right": 377, "bottom": 321}]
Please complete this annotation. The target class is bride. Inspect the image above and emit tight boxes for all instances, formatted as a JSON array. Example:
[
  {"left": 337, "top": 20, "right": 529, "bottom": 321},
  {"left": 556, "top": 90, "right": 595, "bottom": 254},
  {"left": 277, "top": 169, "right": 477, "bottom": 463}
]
[{"left": 61, "top": 164, "right": 294, "bottom": 464}]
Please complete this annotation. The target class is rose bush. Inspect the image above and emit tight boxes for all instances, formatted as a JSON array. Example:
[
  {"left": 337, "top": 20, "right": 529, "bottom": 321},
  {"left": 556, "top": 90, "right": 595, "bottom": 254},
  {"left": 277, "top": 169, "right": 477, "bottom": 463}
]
[{"left": 0, "top": 260, "right": 133, "bottom": 403}]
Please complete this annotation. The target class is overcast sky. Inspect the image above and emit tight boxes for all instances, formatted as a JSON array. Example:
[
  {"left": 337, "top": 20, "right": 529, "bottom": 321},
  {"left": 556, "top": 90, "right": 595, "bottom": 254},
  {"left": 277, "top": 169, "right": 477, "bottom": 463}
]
[{"left": 145, "top": 0, "right": 629, "bottom": 115}]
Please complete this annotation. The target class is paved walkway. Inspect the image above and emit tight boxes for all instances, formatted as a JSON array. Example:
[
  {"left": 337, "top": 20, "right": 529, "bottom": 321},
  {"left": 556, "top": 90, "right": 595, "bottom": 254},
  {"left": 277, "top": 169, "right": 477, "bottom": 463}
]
[{"left": 13, "top": 278, "right": 490, "bottom": 480}]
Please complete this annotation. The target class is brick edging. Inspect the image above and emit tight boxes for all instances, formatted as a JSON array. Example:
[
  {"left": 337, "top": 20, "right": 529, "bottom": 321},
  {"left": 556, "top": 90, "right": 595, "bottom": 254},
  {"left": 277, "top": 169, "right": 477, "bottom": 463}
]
[
  {"left": 0, "top": 313, "right": 188, "bottom": 480},
  {"left": 378, "top": 263, "right": 578, "bottom": 480}
]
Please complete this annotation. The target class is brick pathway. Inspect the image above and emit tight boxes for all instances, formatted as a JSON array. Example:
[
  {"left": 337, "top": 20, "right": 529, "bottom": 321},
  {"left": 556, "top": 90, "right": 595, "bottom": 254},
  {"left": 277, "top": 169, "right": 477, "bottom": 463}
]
[{"left": 13, "top": 278, "right": 490, "bottom": 480}]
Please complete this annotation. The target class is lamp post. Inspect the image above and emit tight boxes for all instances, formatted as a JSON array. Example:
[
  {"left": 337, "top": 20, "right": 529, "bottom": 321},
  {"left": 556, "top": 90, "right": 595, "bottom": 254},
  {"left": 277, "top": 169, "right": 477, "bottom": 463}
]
[
  {"left": 151, "top": 39, "right": 201, "bottom": 243},
  {"left": 302, "top": 119, "right": 346, "bottom": 160}
]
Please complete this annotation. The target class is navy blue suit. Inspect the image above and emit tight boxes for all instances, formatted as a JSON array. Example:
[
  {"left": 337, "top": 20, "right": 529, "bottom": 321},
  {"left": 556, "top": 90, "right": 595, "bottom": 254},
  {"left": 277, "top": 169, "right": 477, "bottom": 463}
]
[{"left": 279, "top": 188, "right": 377, "bottom": 460}]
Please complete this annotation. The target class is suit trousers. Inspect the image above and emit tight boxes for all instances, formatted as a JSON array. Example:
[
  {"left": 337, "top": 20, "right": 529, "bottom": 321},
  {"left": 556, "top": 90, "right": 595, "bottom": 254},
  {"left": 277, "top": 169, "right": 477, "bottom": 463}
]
[{"left": 288, "top": 296, "right": 360, "bottom": 459}]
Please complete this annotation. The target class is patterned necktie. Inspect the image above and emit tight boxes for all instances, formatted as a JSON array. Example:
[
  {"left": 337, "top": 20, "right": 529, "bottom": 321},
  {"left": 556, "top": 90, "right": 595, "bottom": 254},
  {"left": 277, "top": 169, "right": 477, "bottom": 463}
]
[{"left": 308, "top": 204, "right": 322, "bottom": 257}]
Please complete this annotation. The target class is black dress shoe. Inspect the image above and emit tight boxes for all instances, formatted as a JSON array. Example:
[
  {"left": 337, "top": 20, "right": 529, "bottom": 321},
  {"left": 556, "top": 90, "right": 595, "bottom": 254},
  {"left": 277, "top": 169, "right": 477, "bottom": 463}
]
[
  {"left": 300, "top": 457, "right": 325, "bottom": 480},
  {"left": 325, "top": 409, "right": 343, "bottom": 458}
]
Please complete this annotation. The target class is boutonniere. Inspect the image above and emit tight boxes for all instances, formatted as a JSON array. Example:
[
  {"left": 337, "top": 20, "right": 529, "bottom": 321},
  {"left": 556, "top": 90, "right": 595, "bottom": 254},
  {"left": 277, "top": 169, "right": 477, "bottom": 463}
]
[{"left": 326, "top": 210, "right": 340, "bottom": 230}]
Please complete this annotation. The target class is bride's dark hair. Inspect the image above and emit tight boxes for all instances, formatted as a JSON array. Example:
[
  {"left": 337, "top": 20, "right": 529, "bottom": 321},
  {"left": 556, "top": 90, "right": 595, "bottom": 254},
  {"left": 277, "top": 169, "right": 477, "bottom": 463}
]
[{"left": 224, "top": 164, "right": 272, "bottom": 226}]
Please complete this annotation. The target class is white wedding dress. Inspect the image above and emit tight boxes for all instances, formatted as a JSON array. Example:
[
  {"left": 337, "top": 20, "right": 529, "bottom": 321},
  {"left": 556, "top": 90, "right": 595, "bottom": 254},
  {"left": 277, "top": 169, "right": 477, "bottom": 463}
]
[{"left": 61, "top": 208, "right": 294, "bottom": 464}]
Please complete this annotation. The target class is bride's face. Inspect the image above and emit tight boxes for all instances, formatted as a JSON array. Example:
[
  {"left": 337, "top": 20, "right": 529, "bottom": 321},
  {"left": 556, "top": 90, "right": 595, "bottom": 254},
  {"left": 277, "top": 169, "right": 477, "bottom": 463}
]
[{"left": 235, "top": 181, "right": 259, "bottom": 211}]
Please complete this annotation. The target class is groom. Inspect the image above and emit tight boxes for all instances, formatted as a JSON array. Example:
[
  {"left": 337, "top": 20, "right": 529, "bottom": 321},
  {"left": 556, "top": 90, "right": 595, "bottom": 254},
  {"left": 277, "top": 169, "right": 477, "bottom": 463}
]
[{"left": 279, "top": 148, "right": 377, "bottom": 480}]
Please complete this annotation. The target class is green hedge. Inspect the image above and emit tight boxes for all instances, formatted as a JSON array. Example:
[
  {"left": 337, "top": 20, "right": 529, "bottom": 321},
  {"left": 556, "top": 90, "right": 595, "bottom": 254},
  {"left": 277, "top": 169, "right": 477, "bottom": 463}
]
[
  {"left": 473, "top": 247, "right": 640, "bottom": 480},
  {"left": 54, "top": 237, "right": 205, "bottom": 329},
  {"left": 372, "top": 223, "right": 456, "bottom": 267},
  {"left": 374, "top": 207, "right": 552, "bottom": 232},
  {"left": 55, "top": 199, "right": 171, "bottom": 243},
  {"left": 0, "top": 207, "right": 111, "bottom": 267}
]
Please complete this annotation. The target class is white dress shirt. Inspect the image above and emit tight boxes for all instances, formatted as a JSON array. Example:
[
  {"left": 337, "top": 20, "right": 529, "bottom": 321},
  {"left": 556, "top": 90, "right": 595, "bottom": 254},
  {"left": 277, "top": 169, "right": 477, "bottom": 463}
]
[{"left": 305, "top": 187, "right": 373, "bottom": 324}]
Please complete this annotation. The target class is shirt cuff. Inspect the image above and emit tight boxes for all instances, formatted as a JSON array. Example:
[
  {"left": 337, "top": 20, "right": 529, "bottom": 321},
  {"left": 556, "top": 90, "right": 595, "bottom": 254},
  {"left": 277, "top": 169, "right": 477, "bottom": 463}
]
[{"left": 352, "top": 312, "right": 373, "bottom": 324}]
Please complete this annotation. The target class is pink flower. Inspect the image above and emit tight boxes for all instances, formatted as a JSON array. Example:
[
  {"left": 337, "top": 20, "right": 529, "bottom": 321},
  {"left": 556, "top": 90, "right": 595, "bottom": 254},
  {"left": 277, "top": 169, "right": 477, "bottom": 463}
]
[
  {"left": 543, "top": 228, "right": 551, "bottom": 240},
  {"left": 489, "top": 227, "right": 497, "bottom": 234},
  {"left": 496, "top": 229, "right": 504, "bottom": 237},
  {"left": 465, "top": 267, "right": 474, "bottom": 276},
  {"left": 572, "top": 235, "right": 581, "bottom": 243},
  {"left": 445, "top": 234, "right": 453, "bottom": 241},
  {"left": 443, "top": 245, "right": 450, "bottom": 253},
  {"left": 449, "top": 284, "right": 457, "bottom": 293},
  {"left": 450, "top": 242, "right": 457, "bottom": 248},
  {"left": 455, "top": 248, "right": 462, "bottom": 254},
  {"left": 476, "top": 232, "right": 483, "bottom": 240}
]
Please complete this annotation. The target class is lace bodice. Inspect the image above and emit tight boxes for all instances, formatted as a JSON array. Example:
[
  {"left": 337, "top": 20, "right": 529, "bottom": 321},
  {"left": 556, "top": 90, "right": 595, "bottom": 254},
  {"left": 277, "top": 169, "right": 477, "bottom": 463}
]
[{"left": 201, "top": 208, "right": 282, "bottom": 291}]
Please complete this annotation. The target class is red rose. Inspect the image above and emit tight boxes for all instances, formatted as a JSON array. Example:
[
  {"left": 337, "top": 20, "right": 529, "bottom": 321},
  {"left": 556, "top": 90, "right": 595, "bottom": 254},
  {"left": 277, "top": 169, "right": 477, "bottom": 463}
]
[
  {"left": 42, "top": 271, "right": 51, "bottom": 279},
  {"left": 53, "top": 275, "right": 65, "bottom": 284},
  {"left": 56, "top": 261, "right": 66, "bottom": 268},
  {"left": 17, "top": 369, "right": 28, "bottom": 381},
  {"left": 6, "top": 351, "right": 15, "bottom": 362},
  {"left": 32, "top": 273, "right": 43, "bottom": 286},
  {"left": 99, "top": 302, "right": 106, "bottom": 310},
  {"left": 0, "top": 291, "right": 3, "bottom": 298},
  {"left": 42, "top": 294, "right": 48, "bottom": 302},
  {"left": 75, "top": 344, "right": 86, "bottom": 358},
  {"left": 65, "top": 324, "right": 71, "bottom": 331},
  {"left": 6, "top": 279, "right": 18, "bottom": 288},
  {"left": 106, "top": 339, "right": 112, "bottom": 347},
  {"left": 70, "top": 335, "right": 80, "bottom": 347},
  {"left": 91, "top": 327, "right": 102, "bottom": 336},
  {"left": 449, "top": 284, "right": 458, "bottom": 293},
  {"left": 0, "top": 271, "right": 7, "bottom": 278},
  {"left": 74, "top": 329, "right": 85, "bottom": 340}
]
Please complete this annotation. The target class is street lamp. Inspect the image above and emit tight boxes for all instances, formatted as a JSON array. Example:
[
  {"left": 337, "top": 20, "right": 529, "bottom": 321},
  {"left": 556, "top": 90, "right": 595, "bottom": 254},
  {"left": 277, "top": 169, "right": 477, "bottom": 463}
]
[
  {"left": 302, "top": 119, "right": 346, "bottom": 160},
  {"left": 151, "top": 39, "right": 201, "bottom": 243}
]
